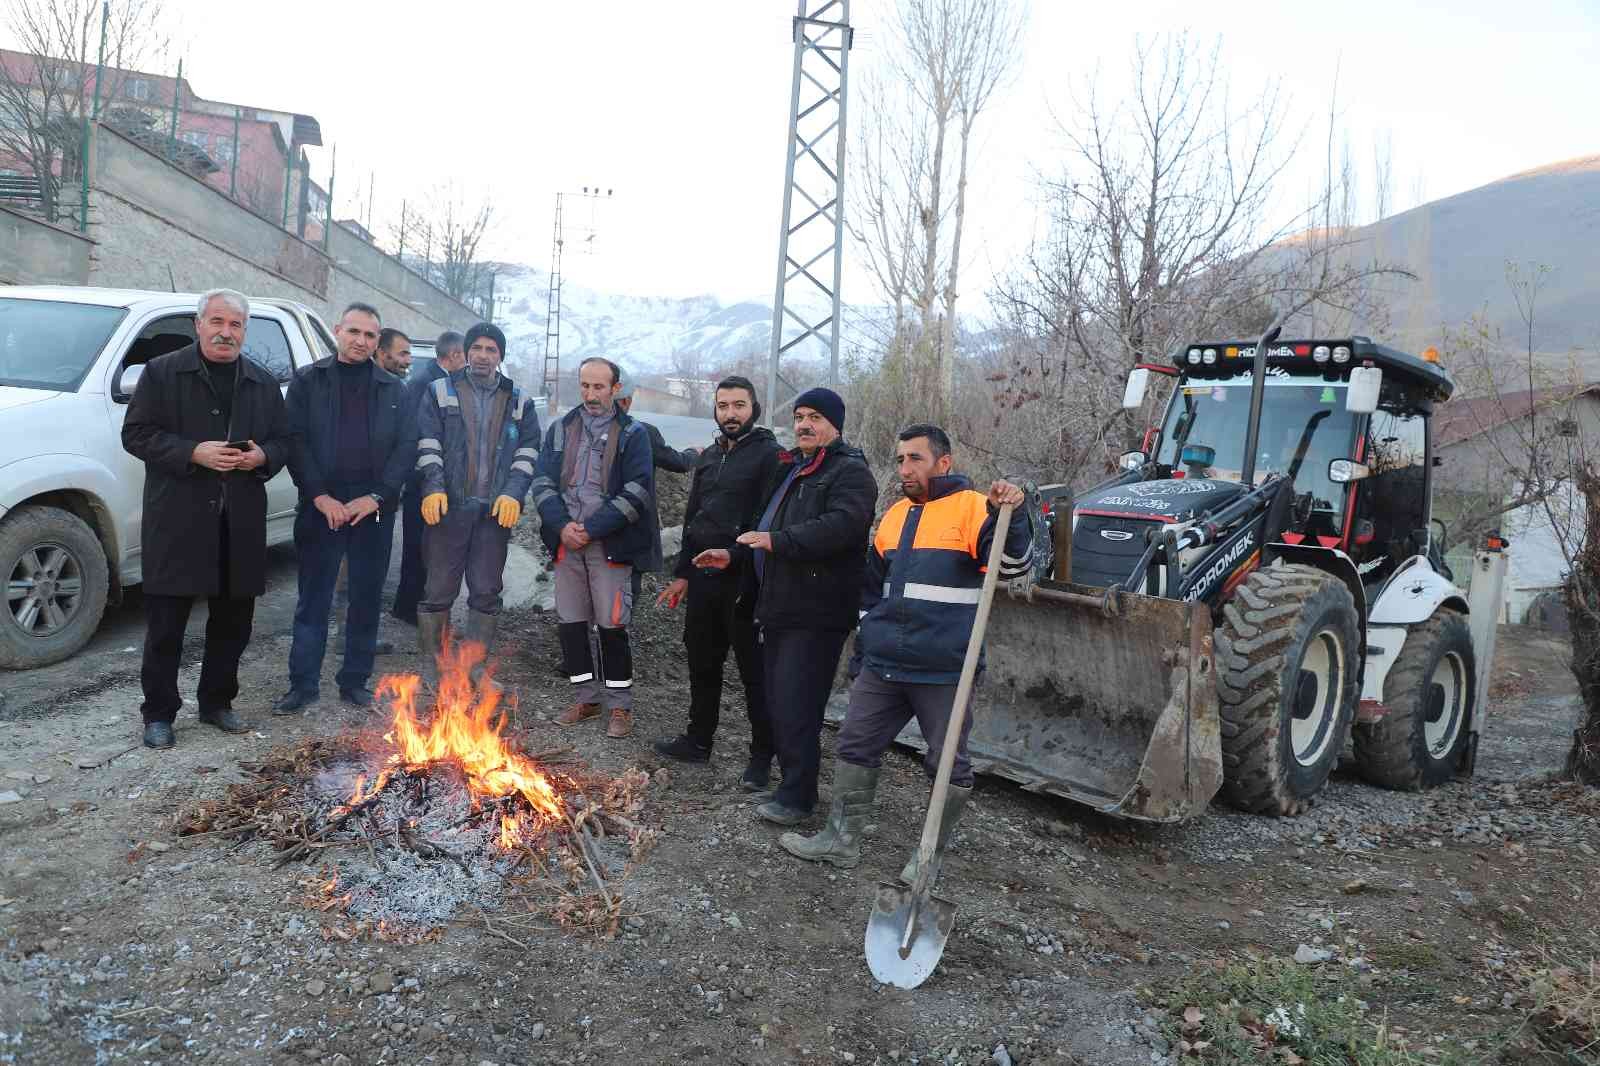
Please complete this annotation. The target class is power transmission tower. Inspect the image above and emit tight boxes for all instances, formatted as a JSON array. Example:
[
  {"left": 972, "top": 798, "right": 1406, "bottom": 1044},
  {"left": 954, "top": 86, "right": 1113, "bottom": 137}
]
[
  {"left": 766, "top": 0, "right": 853, "bottom": 425},
  {"left": 541, "top": 186, "right": 613, "bottom": 410}
]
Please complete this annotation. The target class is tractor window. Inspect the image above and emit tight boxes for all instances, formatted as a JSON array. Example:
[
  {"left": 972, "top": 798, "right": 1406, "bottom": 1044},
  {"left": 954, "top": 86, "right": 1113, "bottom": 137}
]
[
  {"left": 1354, "top": 394, "right": 1429, "bottom": 586},
  {"left": 1157, "top": 372, "right": 1359, "bottom": 539}
]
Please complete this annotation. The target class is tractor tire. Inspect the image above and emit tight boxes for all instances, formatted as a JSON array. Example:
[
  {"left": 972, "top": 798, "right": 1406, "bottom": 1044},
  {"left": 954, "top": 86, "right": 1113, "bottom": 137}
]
[
  {"left": 0, "top": 505, "right": 109, "bottom": 669},
  {"left": 1353, "top": 610, "right": 1474, "bottom": 790},
  {"left": 1215, "top": 563, "right": 1360, "bottom": 816}
]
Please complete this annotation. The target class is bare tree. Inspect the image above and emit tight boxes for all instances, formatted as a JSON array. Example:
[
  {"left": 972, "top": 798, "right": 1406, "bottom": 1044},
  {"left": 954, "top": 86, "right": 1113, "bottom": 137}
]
[
  {"left": 979, "top": 33, "right": 1410, "bottom": 484},
  {"left": 402, "top": 185, "right": 494, "bottom": 305},
  {"left": 848, "top": 0, "right": 1026, "bottom": 417},
  {"left": 0, "top": 0, "right": 167, "bottom": 223}
]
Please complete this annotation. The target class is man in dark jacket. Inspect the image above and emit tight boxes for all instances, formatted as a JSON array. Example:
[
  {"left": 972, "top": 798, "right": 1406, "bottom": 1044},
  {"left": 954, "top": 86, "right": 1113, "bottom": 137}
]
[
  {"left": 121, "top": 289, "right": 291, "bottom": 749},
  {"left": 694, "top": 386, "right": 877, "bottom": 825},
  {"left": 413, "top": 322, "right": 541, "bottom": 674},
  {"left": 652, "top": 376, "right": 782, "bottom": 787},
  {"left": 780, "top": 424, "right": 1031, "bottom": 879},
  {"left": 529, "top": 357, "right": 654, "bottom": 739},
  {"left": 275, "top": 302, "right": 416, "bottom": 714},
  {"left": 392, "top": 330, "right": 465, "bottom": 624}
]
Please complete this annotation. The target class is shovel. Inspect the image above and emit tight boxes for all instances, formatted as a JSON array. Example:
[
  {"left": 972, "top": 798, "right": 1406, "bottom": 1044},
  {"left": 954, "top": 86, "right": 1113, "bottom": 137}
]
[{"left": 865, "top": 501, "right": 1013, "bottom": 989}]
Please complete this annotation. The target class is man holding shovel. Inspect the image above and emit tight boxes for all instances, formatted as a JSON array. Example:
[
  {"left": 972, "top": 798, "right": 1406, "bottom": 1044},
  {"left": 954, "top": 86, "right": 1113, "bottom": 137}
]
[{"left": 779, "top": 423, "right": 1031, "bottom": 882}]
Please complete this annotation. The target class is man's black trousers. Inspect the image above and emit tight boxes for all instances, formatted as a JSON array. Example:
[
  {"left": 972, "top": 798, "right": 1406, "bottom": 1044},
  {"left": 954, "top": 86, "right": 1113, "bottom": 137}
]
[
  {"left": 139, "top": 520, "right": 255, "bottom": 724},
  {"left": 392, "top": 486, "right": 427, "bottom": 621},
  {"left": 683, "top": 572, "right": 770, "bottom": 758},
  {"left": 762, "top": 625, "right": 850, "bottom": 813}
]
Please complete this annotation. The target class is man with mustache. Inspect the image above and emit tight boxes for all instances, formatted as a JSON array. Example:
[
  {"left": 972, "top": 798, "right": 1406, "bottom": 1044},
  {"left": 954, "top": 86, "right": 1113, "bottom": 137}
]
[
  {"left": 412, "top": 322, "right": 541, "bottom": 676},
  {"left": 121, "top": 289, "right": 291, "bottom": 748},
  {"left": 780, "top": 423, "right": 1031, "bottom": 880},
  {"left": 694, "top": 387, "right": 877, "bottom": 824},
  {"left": 652, "top": 376, "right": 783, "bottom": 787},
  {"left": 529, "top": 357, "right": 655, "bottom": 738},
  {"left": 275, "top": 302, "right": 416, "bottom": 714}
]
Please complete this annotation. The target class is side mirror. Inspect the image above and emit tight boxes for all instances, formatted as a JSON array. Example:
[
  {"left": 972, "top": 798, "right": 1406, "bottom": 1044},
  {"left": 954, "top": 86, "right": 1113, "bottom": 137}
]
[
  {"left": 1119, "top": 450, "right": 1146, "bottom": 471},
  {"left": 1345, "top": 366, "right": 1382, "bottom": 413},
  {"left": 1122, "top": 367, "right": 1150, "bottom": 410},
  {"left": 1328, "top": 459, "right": 1371, "bottom": 483},
  {"left": 114, "top": 364, "right": 144, "bottom": 403}
]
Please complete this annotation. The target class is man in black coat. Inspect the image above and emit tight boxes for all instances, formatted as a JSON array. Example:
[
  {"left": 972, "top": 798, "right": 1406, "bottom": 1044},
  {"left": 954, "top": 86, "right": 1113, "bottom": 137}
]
[
  {"left": 694, "top": 387, "right": 877, "bottom": 824},
  {"left": 275, "top": 302, "right": 416, "bottom": 714},
  {"left": 121, "top": 289, "right": 291, "bottom": 749},
  {"left": 392, "top": 330, "right": 465, "bottom": 624},
  {"left": 653, "top": 376, "right": 783, "bottom": 787}
]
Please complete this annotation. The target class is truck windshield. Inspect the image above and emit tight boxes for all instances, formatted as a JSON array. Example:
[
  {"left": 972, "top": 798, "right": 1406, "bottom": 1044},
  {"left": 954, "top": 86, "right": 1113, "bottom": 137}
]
[
  {"left": 1159, "top": 371, "right": 1358, "bottom": 532},
  {"left": 0, "top": 298, "right": 127, "bottom": 392}
]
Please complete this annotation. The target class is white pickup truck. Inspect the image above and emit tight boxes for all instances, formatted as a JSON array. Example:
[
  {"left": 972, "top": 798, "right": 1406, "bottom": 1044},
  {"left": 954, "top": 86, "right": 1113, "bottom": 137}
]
[{"left": 0, "top": 286, "right": 339, "bottom": 669}]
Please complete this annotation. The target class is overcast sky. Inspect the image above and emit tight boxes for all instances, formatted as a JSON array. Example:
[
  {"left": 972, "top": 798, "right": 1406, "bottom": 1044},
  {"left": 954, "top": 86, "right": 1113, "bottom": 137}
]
[{"left": 28, "top": 0, "right": 1600, "bottom": 305}]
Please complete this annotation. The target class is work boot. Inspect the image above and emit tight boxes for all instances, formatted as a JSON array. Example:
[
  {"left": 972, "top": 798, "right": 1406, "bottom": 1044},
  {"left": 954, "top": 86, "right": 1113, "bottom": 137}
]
[
  {"left": 606, "top": 709, "right": 633, "bottom": 738},
  {"left": 142, "top": 721, "right": 175, "bottom": 749},
  {"left": 778, "top": 762, "right": 879, "bottom": 868},
  {"left": 416, "top": 610, "right": 450, "bottom": 685},
  {"left": 463, "top": 610, "right": 499, "bottom": 686},
  {"left": 197, "top": 707, "right": 249, "bottom": 734},
  {"left": 558, "top": 703, "right": 601, "bottom": 727},
  {"left": 898, "top": 783, "right": 973, "bottom": 888},
  {"left": 654, "top": 734, "right": 712, "bottom": 764}
]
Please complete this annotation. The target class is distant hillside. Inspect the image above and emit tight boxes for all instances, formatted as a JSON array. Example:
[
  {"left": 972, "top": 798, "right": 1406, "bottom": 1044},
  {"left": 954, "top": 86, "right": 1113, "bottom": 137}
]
[{"left": 1317, "top": 155, "right": 1600, "bottom": 357}]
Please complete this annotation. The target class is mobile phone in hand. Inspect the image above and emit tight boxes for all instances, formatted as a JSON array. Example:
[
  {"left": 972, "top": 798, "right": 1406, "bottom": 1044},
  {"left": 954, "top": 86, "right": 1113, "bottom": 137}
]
[{"left": 225, "top": 439, "right": 252, "bottom": 451}]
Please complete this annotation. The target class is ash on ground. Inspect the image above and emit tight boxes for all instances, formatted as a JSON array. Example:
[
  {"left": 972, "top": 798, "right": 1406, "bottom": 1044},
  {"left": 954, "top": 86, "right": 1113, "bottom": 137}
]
[{"left": 303, "top": 761, "right": 608, "bottom": 931}]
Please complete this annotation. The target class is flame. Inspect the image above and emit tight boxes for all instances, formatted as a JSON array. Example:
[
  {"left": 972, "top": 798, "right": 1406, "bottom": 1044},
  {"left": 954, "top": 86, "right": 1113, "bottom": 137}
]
[{"left": 374, "top": 637, "right": 564, "bottom": 834}]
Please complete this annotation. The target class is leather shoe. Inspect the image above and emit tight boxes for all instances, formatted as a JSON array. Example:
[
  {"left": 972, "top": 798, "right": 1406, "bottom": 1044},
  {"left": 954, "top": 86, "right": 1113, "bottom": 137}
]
[
  {"left": 273, "top": 689, "right": 317, "bottom": 716},
  {"left": 142, "top": 721, "right": 175, "bottom": 749},
  {"left": 653, "top": 734, "right": 711, "bottom": 763},
  {"left": 606, "top": 709, "right": 634, "bottom": 738},
  {"left": 557, "top": 702, "right": 601, "bottom": 727},
  {"left": 198, "top": 707, "right": 249, "bottom": 734},
  {"left": 755, "top": 800, "right": 810, "bottom": 826},
  {"left": 340, "top": 686, "right": 375, "bottom": 708},
  {"left": 740, "top": 757, "right": 772, "bottom": 792}
]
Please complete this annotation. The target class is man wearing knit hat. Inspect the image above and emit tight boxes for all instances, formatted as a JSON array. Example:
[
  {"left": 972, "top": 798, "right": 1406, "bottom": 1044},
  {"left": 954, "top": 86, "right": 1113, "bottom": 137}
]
[
  {"left": 694, "top": 386, "right": 877, "bottom": 824},
  {"left": 412, "top": 322, "right": 542, "bottom": 678}
]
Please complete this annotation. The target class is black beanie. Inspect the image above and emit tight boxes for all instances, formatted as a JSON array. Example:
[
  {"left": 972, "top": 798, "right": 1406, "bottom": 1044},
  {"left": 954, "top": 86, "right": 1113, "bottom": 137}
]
[
  {"left": 462, "top": 321, "right": 506, "bottom": 359},
  {"left": 792, "top": 386, "right": 845, "bottom": 433}
]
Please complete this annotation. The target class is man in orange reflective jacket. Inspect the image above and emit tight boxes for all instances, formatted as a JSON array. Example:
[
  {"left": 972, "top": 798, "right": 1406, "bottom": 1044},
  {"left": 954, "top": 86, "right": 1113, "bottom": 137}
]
[{"left": 779, "top": 422, "right": 1031, "bottom": 883}]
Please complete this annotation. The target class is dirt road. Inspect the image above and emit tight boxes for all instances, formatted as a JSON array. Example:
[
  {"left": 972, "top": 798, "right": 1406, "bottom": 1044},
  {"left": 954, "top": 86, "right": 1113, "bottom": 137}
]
[{"left": 2, "top": 548, "right": 1596, "bottom": 1065}]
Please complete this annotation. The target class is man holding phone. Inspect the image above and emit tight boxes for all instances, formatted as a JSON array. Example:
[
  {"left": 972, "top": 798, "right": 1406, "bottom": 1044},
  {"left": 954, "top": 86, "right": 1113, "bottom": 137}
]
[{"left": 121, "top": 289, "right": 291, "bottom": 749}]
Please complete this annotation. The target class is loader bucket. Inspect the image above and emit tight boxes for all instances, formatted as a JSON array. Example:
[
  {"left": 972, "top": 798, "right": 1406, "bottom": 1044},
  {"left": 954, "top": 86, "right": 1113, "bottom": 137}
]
[{"left": 828, "top": 580, "right": 1222, "bottom": 822}]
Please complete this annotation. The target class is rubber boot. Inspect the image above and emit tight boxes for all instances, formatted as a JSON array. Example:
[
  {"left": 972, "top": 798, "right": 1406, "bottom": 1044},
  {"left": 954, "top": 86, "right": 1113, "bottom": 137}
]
[
  {"left": 898, "top": 783, "right": 972, "bottom": 887},
  {"left": 416, "top": 610, "right": 450, "bottom": 687},
  {"left": 779, "top": 762, "right": 880, "bottom": 868},
  {"left": 463, "top": 610, "right": 499, "bottom": 689}
]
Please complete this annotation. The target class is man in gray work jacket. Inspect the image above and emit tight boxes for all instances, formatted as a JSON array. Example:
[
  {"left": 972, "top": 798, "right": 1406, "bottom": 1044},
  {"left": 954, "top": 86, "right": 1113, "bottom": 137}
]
[{"left": 413, "top": 322, "right": 542, "bottom": 676}]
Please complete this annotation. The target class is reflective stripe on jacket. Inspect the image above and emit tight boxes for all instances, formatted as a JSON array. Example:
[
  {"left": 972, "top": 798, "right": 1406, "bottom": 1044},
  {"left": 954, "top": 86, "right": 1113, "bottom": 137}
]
[{"left": 858, "top": 474, "right": 1032, "bottom": 684}]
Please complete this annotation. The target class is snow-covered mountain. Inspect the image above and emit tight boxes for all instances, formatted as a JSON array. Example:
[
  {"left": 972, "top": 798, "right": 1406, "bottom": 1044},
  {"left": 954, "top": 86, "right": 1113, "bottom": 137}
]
[{"left": 485, "top": 262, "right": 881, "bottom": 384}]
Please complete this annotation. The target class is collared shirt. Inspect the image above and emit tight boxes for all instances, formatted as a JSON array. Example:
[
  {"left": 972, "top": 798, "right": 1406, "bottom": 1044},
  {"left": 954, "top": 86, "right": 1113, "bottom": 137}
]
[{"left": 564, "top": 407, "right": 615, "bottom": 522}]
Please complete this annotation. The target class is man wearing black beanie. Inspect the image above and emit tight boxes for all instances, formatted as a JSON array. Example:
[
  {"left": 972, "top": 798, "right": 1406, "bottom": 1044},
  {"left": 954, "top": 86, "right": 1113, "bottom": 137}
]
[
  {"left": 693, "top": 385, "right": 877, "bottom": 825},
  {"left": 412, "top": 322, "right": 542, "bottom": 680}
]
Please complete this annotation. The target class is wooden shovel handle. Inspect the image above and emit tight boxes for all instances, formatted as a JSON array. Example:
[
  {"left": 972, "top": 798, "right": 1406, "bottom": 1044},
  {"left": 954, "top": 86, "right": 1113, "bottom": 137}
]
[{"left": 909, "top": 501, "right": 1014, "bottom": 888}]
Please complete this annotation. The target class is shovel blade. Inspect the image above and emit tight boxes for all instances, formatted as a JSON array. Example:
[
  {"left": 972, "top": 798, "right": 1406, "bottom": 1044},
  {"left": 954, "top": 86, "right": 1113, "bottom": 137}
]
[{"left": 864, "top": 881, "right": 956, "bottom": 989}]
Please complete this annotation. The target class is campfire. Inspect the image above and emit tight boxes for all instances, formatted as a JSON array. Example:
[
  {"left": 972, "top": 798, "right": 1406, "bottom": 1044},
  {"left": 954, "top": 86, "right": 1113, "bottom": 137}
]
[{"left": 177, "top": 640, "right": 656, "bottom": 939}]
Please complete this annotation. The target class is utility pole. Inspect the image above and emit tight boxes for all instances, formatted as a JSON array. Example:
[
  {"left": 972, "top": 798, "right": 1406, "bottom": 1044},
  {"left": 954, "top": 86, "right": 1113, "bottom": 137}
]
[
  {"left": 168, "top": 58, "right": 182, "bottom": 157},
  {"left": 766, "top": 0, "right": 853, "bottom": 425},
  {"left": 228, "top": 106, "right": 240, "bottom": 198},
  {"left": 323, "top": 144, "right": 335, "bottom": 252},
  {"left": 77, "top": 1, "right": 109, "bottom": 232},
  {"left": 542, "top": 186, "right": 613, "bottom": 409}
]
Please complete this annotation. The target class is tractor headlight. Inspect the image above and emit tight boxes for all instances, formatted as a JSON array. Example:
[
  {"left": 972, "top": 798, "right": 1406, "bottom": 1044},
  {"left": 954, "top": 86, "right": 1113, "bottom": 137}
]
[
  {"left": 1331, "top": 345, "right": 1351, "bottom": 364},
  {"left": 1202, "top": 348, "right": 1217, "bottom": 364},
  {"left": 1187, "top": 348, "right": 1201, "bottom": 365},
  {"left": 1312, "top": 345, "right": 1331, "bottom": 364}
]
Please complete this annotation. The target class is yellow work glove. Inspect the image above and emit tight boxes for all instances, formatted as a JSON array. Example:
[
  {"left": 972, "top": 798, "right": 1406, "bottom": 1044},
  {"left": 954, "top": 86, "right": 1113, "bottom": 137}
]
[
  {"left": 421, "top": 492, "right": 449, "bottom": 525},
  {"left": 491, "top": 495, "right": 522, "bottom": 529}
]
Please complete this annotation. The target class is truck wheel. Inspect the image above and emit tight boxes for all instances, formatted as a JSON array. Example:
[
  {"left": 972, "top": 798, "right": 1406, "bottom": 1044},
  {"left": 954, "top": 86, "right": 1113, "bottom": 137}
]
[
  {"left": 1353, "top": 610, "right": 1474, "bottom": 790},
  {"left": 1215, "top": 563, "right": 1360, "bottom": 816},
  {"left": 0, "top": 506, "right": 110, "bottom": 670}
]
